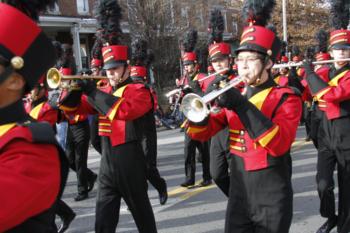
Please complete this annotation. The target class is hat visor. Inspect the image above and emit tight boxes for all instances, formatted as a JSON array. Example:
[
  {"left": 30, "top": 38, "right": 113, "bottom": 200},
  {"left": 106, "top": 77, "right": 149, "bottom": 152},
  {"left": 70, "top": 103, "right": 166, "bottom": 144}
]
[
  {"left": 210, "top": 53, "right": 229, "bottom": 62},
  {"left": 182, "top": 60, "right": 195, "bottom": 65},
  {"left": 103, "top": 60, "right": 126, "bottom": 70},
  {"left": 235, "top": 43, "right": 267, "bottom": 56},
  {"left": 330, "top": 43, "right": 350, "bottom": 50}
]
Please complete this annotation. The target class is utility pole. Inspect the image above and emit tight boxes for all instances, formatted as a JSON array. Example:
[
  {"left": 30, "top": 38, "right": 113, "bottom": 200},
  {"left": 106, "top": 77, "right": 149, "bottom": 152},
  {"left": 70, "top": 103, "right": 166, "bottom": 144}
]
[{"left": 282, "top": 0, "right": 288, "bottom": 42}]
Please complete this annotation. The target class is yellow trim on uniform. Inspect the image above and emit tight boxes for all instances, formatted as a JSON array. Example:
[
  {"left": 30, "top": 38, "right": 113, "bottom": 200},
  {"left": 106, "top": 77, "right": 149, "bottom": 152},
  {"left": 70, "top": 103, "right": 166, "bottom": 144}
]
[
  {"left": 106, "top": 84, "right": 129, "bottom": 121},
  {"left": 0, "top": 123, "right": 16, "bottom": 137},
  {"left": 328, "top": 70, "right": 349, "bottom": 87},
  {"left": 249, "top": 87, "right": 273, "bottom": 110},
  {"left": 315, "top": 87, "right": 331, "bottom": 100},
  {"left": 74, "top": 115, "right": 80, "bottom": 122},
  {"left": 186, "top": 126, "right": 207, "bottom": 134},
  {"left": 258, "top": 125, "right": 279, "bottom": 147},
  {"left": 193, "top": 73, "right": 199, "bottom": 81},
  {"left": 107, "top": 98, "right": 124, "bottom": 121},
  {"left": 180, "top": 119, "right": 188, "bottom": 129},
  {"left": 59, "top": 105, "right": 78, "bottom": 112},
  {"left": 230, "top": 145, "right": 246, "bottom": 152},
  {"left": 274, "top": 76, "right": 280, "bottom": 85},
  {"left": 230, "top": 137, "right": 245, "bottom": 143},
  {"left": 113, "top": 85, "right": 128, "bottom": 97},
  {"left": 99, "top": 123, "right": 111, "bottom": 126},
  {"left": 229, "top": 129, "right": 240, "bottom": 134},
  {"left": 29, "top": 102, "right": 45, "bottom": 120},
  {"left": 99, "top": 129, "right": 112, "bottom": 133}
]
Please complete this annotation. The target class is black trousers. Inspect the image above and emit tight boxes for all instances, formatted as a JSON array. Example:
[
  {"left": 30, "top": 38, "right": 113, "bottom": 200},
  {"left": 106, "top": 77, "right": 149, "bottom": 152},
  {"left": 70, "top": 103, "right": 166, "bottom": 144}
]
[
  {"left": 95, "top": 138, "right": 157, "bottom": 233},
  {"left": 141, "top": 132, "right": 166, "bottom": 194},
  {"left": 56, "top": 199, "right": 74, "bottom": 219},
  {"left": 304, "top": 102, "right": 312, "bottom": 138},
  {"left": 66, "top": 120, "right": 93, "bottom": 195},
  {"left": 225, "top": 154, "right": 293, "bottom": 233},
  {"left": 184, "top": 133, "right": 211, "bottom": 183},
  {"left": 316, "top": 116, "right": 350, "bottom": 233},
  {"left": 209, "top": 127, "right": 230, "bottom": 197},
  {"left": 309, "top": 106, "right": 323, "bottom": 149},
  {"left": 90, "top": 115, "right": 102, "bottom": 155}
]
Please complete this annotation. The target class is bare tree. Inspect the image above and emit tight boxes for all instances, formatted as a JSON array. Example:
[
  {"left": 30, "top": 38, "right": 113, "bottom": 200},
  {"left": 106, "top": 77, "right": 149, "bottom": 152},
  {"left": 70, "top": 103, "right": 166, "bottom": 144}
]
[{"left": 270, "top": 0, "right": 329, "bottom": 50}]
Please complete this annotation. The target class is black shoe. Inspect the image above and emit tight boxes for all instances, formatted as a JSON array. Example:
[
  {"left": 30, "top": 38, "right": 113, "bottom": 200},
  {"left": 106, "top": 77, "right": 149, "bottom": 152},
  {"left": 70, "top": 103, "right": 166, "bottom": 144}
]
[
  {"left": 58, "top": 212, "right": 76, "bottom": 233},
  {"left": 316, "top": 216, "right": 337, "bottom": 233},
  {"left": 88, "top": 173, "right": 97, "bottom": 192},
  {"left": 200, "top": 179, "right": 212, "bottom": 187},
  {"left": 180, "top": 180, "right": 194, "bottom": 188},
  {"left": 159, "top": 190, "right": 168, "bottom": 205},
  {"left": 74, "top": 193, "right": 88, "bottom": 202}
]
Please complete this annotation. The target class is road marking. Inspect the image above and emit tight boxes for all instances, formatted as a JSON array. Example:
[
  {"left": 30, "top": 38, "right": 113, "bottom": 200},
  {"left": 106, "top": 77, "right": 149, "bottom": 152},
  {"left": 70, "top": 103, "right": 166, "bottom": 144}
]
[
  {"left": 291, "top": 139, "right": 313, "bottom": 152},
  {"left": 179, "top": 184, "right": 216, "bottom": 200},
  {"left": 168, "top": 180, "right": 203, "bottom": 197}
]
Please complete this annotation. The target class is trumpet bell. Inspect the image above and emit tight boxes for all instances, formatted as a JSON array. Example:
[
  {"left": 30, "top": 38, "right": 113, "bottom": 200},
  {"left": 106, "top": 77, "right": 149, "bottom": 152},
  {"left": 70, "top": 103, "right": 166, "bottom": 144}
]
[
  {"left": 47, "top": 68, "right": 61, "bottom": 89},
  {"left": 180, "top": 93, "right": 209, "bottom": 123}
]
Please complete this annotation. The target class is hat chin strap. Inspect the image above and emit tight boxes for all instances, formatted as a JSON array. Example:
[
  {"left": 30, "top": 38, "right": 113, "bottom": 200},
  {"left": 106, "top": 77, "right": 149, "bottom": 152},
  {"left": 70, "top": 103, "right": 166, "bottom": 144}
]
[
  {"left": 252, "top": 56, "right": 269, "bottom": 86},
  {"left": 0, "top": 66, "right": 14, "bottom": 85},
  {"left": 118, "top": 65, "right": 129, "bottom": 84}
]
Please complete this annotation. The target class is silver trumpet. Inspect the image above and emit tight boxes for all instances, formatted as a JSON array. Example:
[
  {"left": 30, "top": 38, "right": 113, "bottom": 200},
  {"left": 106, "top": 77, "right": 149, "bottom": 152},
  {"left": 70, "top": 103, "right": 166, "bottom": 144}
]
[
  {"left": 180, "top": 76, "right": 244, "bottom": 123},
  {"left": 165, "top": 88, "right": 182, "bottom": 98}
]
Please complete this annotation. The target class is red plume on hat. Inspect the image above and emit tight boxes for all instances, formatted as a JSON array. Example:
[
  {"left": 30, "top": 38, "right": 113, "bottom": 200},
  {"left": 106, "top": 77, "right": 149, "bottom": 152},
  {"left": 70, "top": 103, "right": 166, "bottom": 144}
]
[
  {"left": 208, "top": 9, "right": 231, "bottom": 61},
  {"left": 329, "top": 0, "right": 350, "bottom": 49},
  {"left": 236, "top": 0, "right": 281, "bottom": 63},
  {"left": 96, "top": 0, "right": 128, "bottom": 70},
  {"left": 0, "top": 0, "right": 57, "bottom": 92}
]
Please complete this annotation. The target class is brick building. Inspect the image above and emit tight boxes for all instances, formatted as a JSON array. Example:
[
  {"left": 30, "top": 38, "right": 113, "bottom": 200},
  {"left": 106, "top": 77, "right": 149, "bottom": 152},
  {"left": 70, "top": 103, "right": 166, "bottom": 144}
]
[{"left": 39, "top": 0, "right": 242, "bottom": 72}]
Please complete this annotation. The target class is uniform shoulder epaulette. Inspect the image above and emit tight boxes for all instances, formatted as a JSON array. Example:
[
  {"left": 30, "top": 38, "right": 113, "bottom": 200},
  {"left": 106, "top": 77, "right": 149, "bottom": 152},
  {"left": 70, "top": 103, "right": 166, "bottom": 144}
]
[
  {"left": 25, "top": 121, "right": 57, "bottom": 145},
  {"left": 276, "top": 85, "right": 301, "bottom": 96}
]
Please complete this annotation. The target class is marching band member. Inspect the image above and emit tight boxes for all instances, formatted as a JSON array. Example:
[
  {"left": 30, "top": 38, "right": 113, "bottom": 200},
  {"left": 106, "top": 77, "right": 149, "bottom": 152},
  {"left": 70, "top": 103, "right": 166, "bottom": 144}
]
[
  {"left": 308, "top": 29, "right": 332, "bottom": 148},
  {"left": 0, "top": 1, "right": 69, "bottom": 231},
  {"left": 204, "top": 9, "right": 241, "bottom": 197},
  {"left": 179, "top": 29, "right": 212, "bottom": 188},
  {"left": 60, "top": 66, "right": 97, "bottom": 202},
  {"left": 59, "top": 1, "right": 158, "bottom": 232},
  {"left": 303, "top": 0, "right": 350, "bottom": 232},
  {"left": 186, "top": 0, "right": 302, "bottom": 231},
  {"left": 130, "top": 38, "right": 168, "bottom": 205}
]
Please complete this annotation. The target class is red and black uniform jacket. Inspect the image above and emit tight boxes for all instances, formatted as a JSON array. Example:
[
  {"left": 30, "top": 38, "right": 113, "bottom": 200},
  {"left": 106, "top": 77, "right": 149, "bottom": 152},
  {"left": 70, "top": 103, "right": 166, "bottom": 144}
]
[
  {"left": 59, "top": 89, "right": 89, "bottom": 125},
  {"left": 25, "top": 96, "right": 63, "bottom": 127},
  {"left": 61, "top": 78, "right": 153, "bottom": 147},
  {"left": 274, "top": 75, "right": 289, "bottom": 87},
  {"left": 196, "top": 72, "right": 215, "bottom": 93},
  {"left": 274, "top": 69, "right": 305, "bottom": 97},
  {"left": 297, "top": 67, "right": 313, "bottom": 102},
  {"left": 306, "top": 64, "right": 350, "bottom": 120},
  {"left": 187, "top": 79, "right": 302, "bottom": 171},
  {"left": 0, "top": 100, "right": 68, "bottom": 232}
]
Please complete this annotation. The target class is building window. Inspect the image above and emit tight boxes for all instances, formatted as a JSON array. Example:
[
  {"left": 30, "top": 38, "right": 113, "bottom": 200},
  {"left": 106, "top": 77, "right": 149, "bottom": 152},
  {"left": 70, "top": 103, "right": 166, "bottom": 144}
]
[
  {"left": 77, "top": 0, "right": 89, "bottom": 15},
  {"left": 47, "top": 3, "right": 60, "bottom": 14}
]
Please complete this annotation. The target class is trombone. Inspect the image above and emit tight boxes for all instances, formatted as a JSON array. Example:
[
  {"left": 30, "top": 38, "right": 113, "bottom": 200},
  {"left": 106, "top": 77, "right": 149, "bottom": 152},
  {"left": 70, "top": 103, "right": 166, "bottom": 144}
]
[
  {"left": 180, "top": 76, "right": 244, "bottom": 123},
  {"left": 46, "top": 68, "right": 108, "bottom": 89},
  {"left": 272, "top": 58, "right": 350, "bottom": 69}
]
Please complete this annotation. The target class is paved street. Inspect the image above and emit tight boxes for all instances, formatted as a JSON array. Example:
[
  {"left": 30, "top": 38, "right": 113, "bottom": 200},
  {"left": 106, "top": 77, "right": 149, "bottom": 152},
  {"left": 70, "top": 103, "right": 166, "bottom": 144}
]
[{"left": 60, "top": 126, "right": 333, "bottom": 233}]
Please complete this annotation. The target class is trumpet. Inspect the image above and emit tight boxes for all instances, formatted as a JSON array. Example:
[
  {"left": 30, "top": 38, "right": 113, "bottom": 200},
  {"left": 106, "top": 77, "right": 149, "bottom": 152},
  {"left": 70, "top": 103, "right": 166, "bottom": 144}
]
[
  {"left": 46, "top": 68, "right": 108, "bottom": 89},
  {"left": 180, "top": 76, "right": 244, "bottom": 123},
  {"left": 272, "top": 58, "right": 350, "bottom": 69},
  {"left": 165, "top": 88, "right": 182, "bottom": 98}
]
